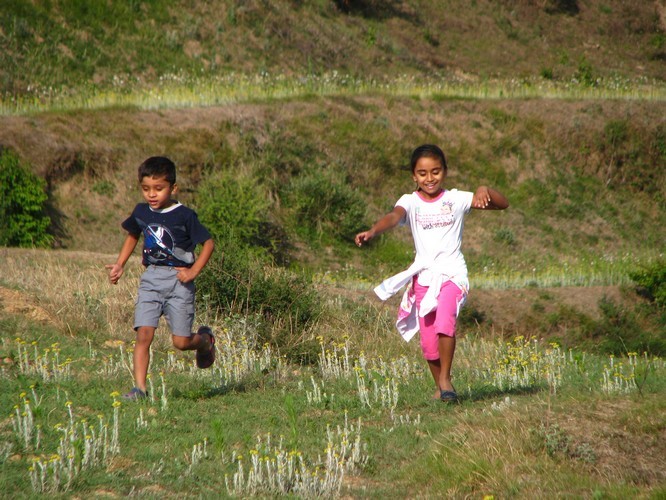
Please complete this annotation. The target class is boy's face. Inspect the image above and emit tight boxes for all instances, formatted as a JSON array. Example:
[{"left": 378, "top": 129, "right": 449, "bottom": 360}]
[{"left": 140, "top": 175, "right": 177, "bottom": 210}]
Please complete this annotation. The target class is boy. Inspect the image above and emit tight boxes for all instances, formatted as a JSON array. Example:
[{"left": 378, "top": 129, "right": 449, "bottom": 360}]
[{"left": 106, "top": 156, "right": 216, "bottom": 400}]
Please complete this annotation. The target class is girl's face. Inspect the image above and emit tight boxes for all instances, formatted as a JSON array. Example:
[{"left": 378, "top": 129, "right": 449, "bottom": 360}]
[
  {"left": 140, "top": 175, "right": 177, "bottom": 210},
  {"left": 412, "top": 156, "right": 446, "bottom": 200}
]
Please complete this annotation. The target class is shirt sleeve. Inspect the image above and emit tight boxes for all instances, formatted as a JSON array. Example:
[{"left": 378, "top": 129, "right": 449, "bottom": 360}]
[
  {"left": 185, "top": 210, "right": 212, "bottom": 247},
  {"left": 395, "top": 193, "right": 413, "bottom": 226},
  {"left": 452, "top": 190, "right": 474, "bottom": 215},
  {"left": 121, "top": 205, "right": 142, "bottom": 235}
]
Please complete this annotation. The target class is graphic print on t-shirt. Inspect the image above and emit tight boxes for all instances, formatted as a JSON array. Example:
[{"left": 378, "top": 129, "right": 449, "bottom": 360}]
[
  {"left": 415, "top": 200, "right": 455, "bottom": 230},
  {"left": 141, "top": 221, "right": 176, "bottom": 264}
]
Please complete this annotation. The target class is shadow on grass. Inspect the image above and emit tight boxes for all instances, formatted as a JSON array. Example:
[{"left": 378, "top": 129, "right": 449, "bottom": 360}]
[
  {"left": 461, "top": 383, "right": 545, "bottom": 402},
  {"left": 171, "top": 379, "right": 262, "bottom": 400}
]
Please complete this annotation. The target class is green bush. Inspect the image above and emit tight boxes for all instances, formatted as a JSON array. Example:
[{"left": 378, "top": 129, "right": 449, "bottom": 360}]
[
  {"left": 282, "top": 166, "right": 368, "bottom": 242},
  {"left": 197, "top": 236, "right": 321, "bottom": 363},
  {"left": 0, "top": 149, "right": 53, "bottom": 247},
  {"left": 589, "top": 297, "right": 665, "bottom": 356},
  {"left": 630, "top": 261, "right": 666, "bottom": 308},
  {"left": 196, "top": 172, "right": 290, "bottom": 263}
]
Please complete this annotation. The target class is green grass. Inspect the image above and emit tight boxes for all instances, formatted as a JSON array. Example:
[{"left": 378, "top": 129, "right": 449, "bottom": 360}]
[
  {"left": 1, "top": 309, "right": 664, "bottom": 497},
  {"left": 2, "top": 73, "right": 665, "bottom": 116}
]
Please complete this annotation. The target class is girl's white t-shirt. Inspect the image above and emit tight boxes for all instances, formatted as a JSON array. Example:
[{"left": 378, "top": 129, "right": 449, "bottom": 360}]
[{"left": 395, "top": 189, "right": 474, "bottom": 282}]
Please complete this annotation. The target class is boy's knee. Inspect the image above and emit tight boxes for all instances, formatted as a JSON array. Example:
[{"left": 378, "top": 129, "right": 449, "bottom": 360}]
[
  {"left": 136, "top": 327, "right": 155, "bottom": 344},
  {"left": 171, "top": 335, "right": 191, "bottom": 351}
]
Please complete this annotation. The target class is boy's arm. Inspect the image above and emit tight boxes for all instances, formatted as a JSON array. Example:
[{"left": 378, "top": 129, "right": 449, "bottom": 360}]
[
  {"left": 472, "top": 186, "right": 509, "bottom": 210},
  {"left": 106, "top": 233, "right": 140, "bottom": 284},
  {"left": 175, "top": 238, "right": 215, "bottom": 283},
  {"left": 355, "top": 206, "right": 406, "bottom": 247}
]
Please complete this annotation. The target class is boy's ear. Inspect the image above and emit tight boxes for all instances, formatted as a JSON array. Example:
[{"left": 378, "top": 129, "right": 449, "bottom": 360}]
[{"left": 171, "top": 183, "right": 179, "bottom": 195}]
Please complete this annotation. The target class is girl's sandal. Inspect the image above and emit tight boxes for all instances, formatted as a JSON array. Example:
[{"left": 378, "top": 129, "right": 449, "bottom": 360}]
[
  {"left": 440, "top": 390, "right": 458, "bottom": 403},
  {"left": 195, "top": 326, "right": 216, "bottom": 369},
  {"left": 122, "top": 387, "right": 147, "bottom": 401}
]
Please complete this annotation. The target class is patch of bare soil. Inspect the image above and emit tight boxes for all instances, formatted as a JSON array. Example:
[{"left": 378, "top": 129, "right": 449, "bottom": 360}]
[
  {"left": 329, "top": 284, "right": 632, "bottom": 335},
  {"left": 467, "top": 285, "right": 628, "bottom": 331},
  {"left": 0, "top": 286, "right": 59, "bottom": 327}
]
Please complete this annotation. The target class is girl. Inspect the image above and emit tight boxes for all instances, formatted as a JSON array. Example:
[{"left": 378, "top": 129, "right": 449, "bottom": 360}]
[{"left": 355, "top": 144, "right": 509, "bottom": 402}]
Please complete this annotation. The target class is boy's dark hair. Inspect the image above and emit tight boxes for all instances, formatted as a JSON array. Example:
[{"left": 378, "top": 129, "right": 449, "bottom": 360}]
[
  {"left": 410, "top": 144, "right": 448, "bottom": 173},
  {"left": 138, "top": 156, "right": 176, "bottom": 185}
]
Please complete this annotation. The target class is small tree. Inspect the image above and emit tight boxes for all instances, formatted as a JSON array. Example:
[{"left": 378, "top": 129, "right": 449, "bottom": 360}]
[
  {"left": 0, "top": 149, "right": 53, "bottom": 247},
  {"left": 630, "top": 261, "right": 666, "bottom": 308}
]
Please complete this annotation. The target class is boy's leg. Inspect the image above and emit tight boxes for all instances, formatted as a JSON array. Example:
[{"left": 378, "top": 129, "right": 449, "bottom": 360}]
[
  {"left": 172, "top": 327, "right": 216, "bottom": 369},
  {"left": 134, "top": 326, "right": 156, "bottom": 393},
  {"left": 171, "top": 329, "right": 212, "bottom": 352},
  {"left": 164, "top": 275, "right": 215, "bottom": 367},
  {"left": 131, "top": 266, "right": 166, "bottom": 396}
]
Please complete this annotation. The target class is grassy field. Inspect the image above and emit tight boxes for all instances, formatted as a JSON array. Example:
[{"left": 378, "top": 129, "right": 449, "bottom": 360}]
[{"left": 1, "top": 248, "right": 664, "bottom": 498}]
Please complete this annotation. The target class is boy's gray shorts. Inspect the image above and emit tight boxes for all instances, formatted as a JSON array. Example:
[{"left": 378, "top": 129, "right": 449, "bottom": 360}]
[{"left": 134, "top": 265, "right": 195, "bottom": 337}]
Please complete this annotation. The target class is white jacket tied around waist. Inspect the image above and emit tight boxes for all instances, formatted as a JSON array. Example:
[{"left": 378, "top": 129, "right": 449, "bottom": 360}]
[{"left": 374, "top": 256, "right": 469, "bottom": 342}]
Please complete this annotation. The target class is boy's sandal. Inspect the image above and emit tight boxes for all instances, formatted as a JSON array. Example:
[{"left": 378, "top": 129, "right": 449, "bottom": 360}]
[
  {"left": 196, "top": 326, "right": 216, "bottom": 369},
  {"left": 122, "top": 387, "right": 147, "bottom": 401},
  {"left": 440, "top": 390, "right": 458, "bottom": 403}
]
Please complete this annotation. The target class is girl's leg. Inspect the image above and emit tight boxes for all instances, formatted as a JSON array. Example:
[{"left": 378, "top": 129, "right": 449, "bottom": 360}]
[
  {"left": 415, "top": 279, "right": 464, "bottom": 397},
  {"left": 427, "top": 358, "right": 442, "bottom": 399},
  {"left": 437, "top": 335, "right": 456, "bottom": 392},
  {"left": 426, "top": 336, "right": 456, "bottom": 395},
  {"left": 134, "top": 326, "right": 156, "bottom": 392}
]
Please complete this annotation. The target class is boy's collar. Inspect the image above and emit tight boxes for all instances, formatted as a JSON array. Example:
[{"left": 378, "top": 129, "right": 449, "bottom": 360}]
[{"left": 149, "top": 201, "right": 181, "bottom": 213}]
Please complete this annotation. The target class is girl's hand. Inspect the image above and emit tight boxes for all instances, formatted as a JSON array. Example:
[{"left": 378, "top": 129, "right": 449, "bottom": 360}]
[
  {"left": 355, "top": 230, "right": 375, "bottom": 247},
  {"left": 472, "top": 186, "right": 510, "bottom": 210},
  {"left": 472, "top": 186, "right": 492, "bottom": 208},
  {"left": 105, "top": 263, "right": 124, "bottom": 285},
  {"left": 355, "top": 206, "right": 405, "bottom": 247}
]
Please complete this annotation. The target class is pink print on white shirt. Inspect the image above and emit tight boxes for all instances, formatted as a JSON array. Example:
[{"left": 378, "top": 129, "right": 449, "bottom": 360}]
[{"left": 415, "top": 201, "right": 455, "bottom": 230}]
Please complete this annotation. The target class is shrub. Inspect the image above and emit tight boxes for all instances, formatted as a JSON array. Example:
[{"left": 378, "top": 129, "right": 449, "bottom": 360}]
[
  {"left": 282, "top": 166, "right": 368, "bottom": 242},
  {"left": 0, "top": 149, "right": 53, "bottom": 248},
  {"left": 196, "top": 236, "right": 322, "bottom": 363},
  {"left": 196, "top": 172, "right": 290, "bottom": 264},
  {"left": 574, "top": 57, "right": 596, "bottom": 86},
  {"left": 590, "top": 297, "right": 665, "bottom": 356},
  {"left": 630, "top": 261, "right": 666, "bottom": 308},
  {"left": 493, "top": 227, "right": 516, "bottom": 246}
]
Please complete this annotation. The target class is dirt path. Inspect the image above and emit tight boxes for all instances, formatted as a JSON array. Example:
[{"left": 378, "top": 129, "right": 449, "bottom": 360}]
[
  {"left": 0, "top": 286, "right": 59, "bottom": 327},
  {"left": 468, "top": 285, "right": 627, "bottom": 330}
]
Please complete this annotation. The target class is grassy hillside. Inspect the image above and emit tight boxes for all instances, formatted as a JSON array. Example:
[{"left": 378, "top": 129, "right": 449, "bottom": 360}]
[
  {"left": 1, "top": 0, "right": 665, "bottom": 108},
  {"left": 1, "top": 97, "right": 664, "bottom": 276}
]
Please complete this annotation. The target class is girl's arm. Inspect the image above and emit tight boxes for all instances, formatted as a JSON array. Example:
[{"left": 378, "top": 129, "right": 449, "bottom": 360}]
[
  {"left": 105, "top": 233, "right": 140, "bottom": 284},
  {"left": 472, "top": 186, "right": 509, "bottom": 210},
  {"left": 355, "top": 206, "right": 406, "bottom": 247}
]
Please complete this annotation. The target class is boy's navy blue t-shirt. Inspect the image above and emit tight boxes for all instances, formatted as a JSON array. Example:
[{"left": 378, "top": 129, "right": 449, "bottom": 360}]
[{"left": 122, "top": 202, "right": 211, "bottom": 267}]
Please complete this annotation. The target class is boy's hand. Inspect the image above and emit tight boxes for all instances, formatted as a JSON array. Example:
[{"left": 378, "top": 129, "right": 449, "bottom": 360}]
[
  {"left": 105, "top": 263, "right": 124, "bottom": 284},
  {"left": 175, "top": 267, "right": 197, "bottom": 283}
]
